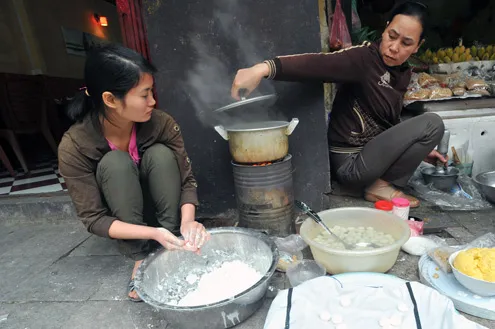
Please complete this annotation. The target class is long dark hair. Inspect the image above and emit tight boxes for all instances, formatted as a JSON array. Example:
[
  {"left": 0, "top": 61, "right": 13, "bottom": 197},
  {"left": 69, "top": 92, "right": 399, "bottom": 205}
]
[
  {"left": 67, "top": 44, "right": 157, "bottom": 122},
  {"left": 388, "top": 1, "right": 429, "bottom": 40}
]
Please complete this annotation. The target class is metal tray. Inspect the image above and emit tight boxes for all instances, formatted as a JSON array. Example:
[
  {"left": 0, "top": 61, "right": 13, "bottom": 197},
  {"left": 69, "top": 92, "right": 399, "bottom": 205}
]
[
  {"left": 418, "top": 254, "right": 495, "bottom": 320},
  {"left": 403, "top": 94, "right": 483, "bottom": 107},
  {"left": 429, "top": 60, "right": 495, "bottom": 74}
]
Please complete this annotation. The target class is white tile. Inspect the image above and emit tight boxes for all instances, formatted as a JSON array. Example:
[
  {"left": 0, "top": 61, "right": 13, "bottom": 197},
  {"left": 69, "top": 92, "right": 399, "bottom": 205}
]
[
  {"left": 13, "top": 174, "right": 58, "bottom": 186},
  {"left": 58, "top": 177, "right": 65, "bottom": 183},
  {"left": 0, "top": 186, "right": 12, "bottom": 195},
  {"left": 0, "top": 177, "right": 14, "bottom": 184},
  {"left": 30, "top": 168, "right": 55, "bottom": 175},
  {"left": 10, "top": 184, "right": 63, "bottom": 195}
]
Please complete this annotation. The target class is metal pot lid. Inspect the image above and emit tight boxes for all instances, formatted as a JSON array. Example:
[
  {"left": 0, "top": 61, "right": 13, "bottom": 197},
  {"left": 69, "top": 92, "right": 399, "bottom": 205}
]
[
  {"left": 213, "top": 94, "right": 277, "bottom": 113},
  {"left": 224, "top": 120, "right": 290, "bottom": 132}
]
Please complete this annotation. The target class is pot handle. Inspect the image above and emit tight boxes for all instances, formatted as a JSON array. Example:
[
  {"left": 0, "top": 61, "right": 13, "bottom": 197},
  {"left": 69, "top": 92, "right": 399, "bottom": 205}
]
[
  {"left": 214, "top": 125, "right": 229, "bottom": 140},
  {"left": 286, "top": 118, "right": 299, "bottom": 135}
]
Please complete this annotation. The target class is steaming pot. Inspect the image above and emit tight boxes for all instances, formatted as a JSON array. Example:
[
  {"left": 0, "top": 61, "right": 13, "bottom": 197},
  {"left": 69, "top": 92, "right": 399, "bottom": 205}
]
[{"left": 214, "top": 118, "right": 299, "bottom": 163}]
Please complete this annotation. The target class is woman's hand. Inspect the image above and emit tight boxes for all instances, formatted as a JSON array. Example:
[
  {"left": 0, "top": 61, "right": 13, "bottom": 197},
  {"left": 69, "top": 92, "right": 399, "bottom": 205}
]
[
  {"left": 153, "top": 227, "right": 185, "bottom": 250},
  {"left": 424, "top": 149, "right": 449, "bottom": 165},
  {"left": 231, "top": 63, "right": 270, "bottom": 100},
  {"left": 180, "top": 220, "right": 210, "bottom": 250}
]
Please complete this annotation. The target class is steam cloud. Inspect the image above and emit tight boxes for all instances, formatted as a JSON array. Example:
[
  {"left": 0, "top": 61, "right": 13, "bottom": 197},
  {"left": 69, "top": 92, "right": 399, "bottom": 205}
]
[{"left": 183, "top": 0, "right": 286, "bottom": 128}]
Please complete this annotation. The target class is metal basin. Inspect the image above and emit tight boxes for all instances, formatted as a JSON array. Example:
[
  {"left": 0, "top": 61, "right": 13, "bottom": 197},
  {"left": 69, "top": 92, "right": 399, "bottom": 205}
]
[
  {"left": 134, "top": 227, "right": 279, "bottom": 329},
  {"left": 421, "top": 167, "right": 459, "bottom": 191},
  {"left": 473, "top": 170, "right": 495, "bottom": 203}
]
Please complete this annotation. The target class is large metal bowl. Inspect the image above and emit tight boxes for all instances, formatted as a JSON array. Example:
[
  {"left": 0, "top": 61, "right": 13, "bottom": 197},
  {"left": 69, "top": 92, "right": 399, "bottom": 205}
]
[
  {"left": 134, "top": 227, "right": 278, "bottom": 329},
  {"left": 421, "top": 167, "right": 459, "bottom": 191},
  {"left": 473, "top": 170, "right": 495, "bottom": 203}
]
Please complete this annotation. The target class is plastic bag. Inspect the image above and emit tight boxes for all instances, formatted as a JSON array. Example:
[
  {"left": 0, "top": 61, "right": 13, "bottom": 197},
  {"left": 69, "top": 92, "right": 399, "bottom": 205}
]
[
  {"left": 351, "top": 0, "right": 361, "bottom": 32},
  {"left": 273, "top": 234, "right": 307, "bottom": 252},
  {"left": 429, "top": 87, "right": 453, "bottom": 99},
  {"left": 428, "top": 246, "right": 458, "bottom": 273},
  {"left": 452, "top": 87, "right": 466, "bottom": 96},
  {"left": 427, "top": 233, "right": 495, "bottom": 273},
  {"left": 432, "top": 73, "right": 462, "bottom": 86},
  {"left": 329, "top": 0, "right": 352, "bottom": 51},
  {"left": 404, "top": 73, "right": 430, "bottom": 101},
  {"left": 407, "top": 217, "right": 424, "bottom": 236},
  {"left": 465, "top": 232, "right": 495, "bottom": 249},
  {"left": 465, "top": 78, "right": 489, "bottom": 90},
  {"left": 401, "top": 236, "right": 443, "bottom": 256},
  {"left": 272, "top": 235, "right": 307, "bottom": 272},
  {"left": 418, "top": 72, "right": 439, "bottom": 87},
  {"left": 404, "top": 88, "right": 431, "bottom": 100},
  {"left": 407, "top": 164, "right": 493, "bottom": 211}
]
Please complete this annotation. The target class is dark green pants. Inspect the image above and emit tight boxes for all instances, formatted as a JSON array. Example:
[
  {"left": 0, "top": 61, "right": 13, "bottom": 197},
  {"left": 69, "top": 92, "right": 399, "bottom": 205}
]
[
  {"left": 331, "top": 113, "right": 445, "bottom": 188},
  {"left": 96, "top": 144, "right": 181, "bottom": 260}
]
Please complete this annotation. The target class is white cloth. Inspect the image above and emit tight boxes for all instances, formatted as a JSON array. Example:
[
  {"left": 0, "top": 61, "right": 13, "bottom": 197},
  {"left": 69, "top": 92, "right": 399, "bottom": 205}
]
[{"left": 264, "top": 276, "right": 487, "bottom": 329}]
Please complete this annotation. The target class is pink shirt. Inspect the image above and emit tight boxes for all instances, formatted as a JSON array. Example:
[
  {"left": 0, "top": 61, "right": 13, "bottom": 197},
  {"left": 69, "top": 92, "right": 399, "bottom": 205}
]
[{"left": 106, "top": 125, "right": 140, "bottom": 164}]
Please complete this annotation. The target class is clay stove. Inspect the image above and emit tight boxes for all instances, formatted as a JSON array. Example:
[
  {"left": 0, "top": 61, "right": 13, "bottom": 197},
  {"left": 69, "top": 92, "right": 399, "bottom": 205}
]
[{"left": 232, "top": 155, "right": 295, "bottom": 237}]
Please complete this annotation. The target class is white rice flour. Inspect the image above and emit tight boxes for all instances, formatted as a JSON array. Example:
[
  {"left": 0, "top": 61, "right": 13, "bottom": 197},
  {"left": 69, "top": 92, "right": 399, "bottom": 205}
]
[{"left": 178, "top": 260, "right": 263, "bottom": 306}]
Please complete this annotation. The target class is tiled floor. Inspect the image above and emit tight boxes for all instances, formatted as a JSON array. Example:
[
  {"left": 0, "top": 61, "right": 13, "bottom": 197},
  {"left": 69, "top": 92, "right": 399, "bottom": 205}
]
[{"left": 0, "top": 161, "right": 67, "bottom": 196}]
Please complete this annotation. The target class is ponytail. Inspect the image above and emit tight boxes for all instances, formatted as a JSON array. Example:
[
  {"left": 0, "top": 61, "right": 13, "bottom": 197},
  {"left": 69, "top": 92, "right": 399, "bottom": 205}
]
[
  {"left": 66, "top": 90, "right": 94, "bottom": 122},
  {"left": 66, "top": 44, "right": 157, "bottom": 123}
]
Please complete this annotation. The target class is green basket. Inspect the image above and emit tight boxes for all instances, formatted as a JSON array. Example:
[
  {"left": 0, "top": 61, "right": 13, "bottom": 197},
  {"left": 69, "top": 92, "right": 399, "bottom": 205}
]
[{"left": 455, "top": 162, "right": 473, "bottom": 177}]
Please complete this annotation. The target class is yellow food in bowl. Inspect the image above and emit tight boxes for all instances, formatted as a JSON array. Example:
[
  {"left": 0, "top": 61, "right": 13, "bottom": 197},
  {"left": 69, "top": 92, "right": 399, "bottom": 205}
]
[{"left": 453, "top": 248, "right": 495, "bottom": 282}]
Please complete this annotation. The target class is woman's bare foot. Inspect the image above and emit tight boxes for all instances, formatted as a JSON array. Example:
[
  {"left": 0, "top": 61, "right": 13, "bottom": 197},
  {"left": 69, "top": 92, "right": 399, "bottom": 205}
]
[
  {"left": 129, "top": 260, "right": 143, "bottom": 300},
  {"left": 364, "top": 179, "right": 419, "bottom": 208}
]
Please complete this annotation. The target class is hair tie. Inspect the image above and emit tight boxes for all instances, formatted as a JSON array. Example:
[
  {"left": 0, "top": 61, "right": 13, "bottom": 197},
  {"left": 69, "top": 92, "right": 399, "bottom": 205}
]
[{"left": 79, "top": 86, "right": 90, "bottom": 97}]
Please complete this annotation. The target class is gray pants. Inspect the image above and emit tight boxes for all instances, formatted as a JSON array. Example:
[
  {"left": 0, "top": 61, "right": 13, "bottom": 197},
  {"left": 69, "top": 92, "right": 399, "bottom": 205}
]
[
  {"left": 331, "top": 113, "right": 445, "bottom": 189},
  {"left": 96, "top": 144, "right": 181, "bottom": 260}
]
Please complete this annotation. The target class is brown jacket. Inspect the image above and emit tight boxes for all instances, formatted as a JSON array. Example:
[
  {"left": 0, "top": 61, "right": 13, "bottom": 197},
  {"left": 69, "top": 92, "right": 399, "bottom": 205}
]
[
  {"left": 58, "top": 110, "right": 199, "bottom": 238},
  {"left": 265, "top": 41, "right": 412, "bottom": 153}
]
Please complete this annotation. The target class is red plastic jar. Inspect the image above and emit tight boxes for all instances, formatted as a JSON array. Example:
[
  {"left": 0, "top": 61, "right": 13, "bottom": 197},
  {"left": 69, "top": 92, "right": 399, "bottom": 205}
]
[{"left": 374, "top": 200, "right": 394, "bottom": 213}]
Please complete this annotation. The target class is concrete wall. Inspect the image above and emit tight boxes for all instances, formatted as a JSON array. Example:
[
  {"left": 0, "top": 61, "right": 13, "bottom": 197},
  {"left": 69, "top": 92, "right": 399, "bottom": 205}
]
[
  {"left": 144, "top": 0, "right": 331, "bottom": 217},
  {"left": 0, "top": 0, "right": 122, "bottom": 78},
  {"left": 0, "top": 0, "right": 36, "bottom": 75}
]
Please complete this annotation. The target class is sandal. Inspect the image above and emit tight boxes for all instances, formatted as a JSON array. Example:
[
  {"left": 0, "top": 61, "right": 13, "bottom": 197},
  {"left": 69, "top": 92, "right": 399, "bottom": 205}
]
[
  {"left": 128, "top": 279, "right": 143, "bottom": 302},
  {"left": 364, "top": 179, "right": 420, "bottom": 208},
  {"left": 364, "top": 190, "right": 420, "bottom": 208}
]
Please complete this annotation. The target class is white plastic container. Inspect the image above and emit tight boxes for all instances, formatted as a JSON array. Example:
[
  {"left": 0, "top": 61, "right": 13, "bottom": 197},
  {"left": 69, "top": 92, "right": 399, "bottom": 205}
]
[
  {"left": 392, "top": 197, "right": 410, "bottom": 220},
  {"left": 299, "top": 207, "right": 411, "bottom": 274}
]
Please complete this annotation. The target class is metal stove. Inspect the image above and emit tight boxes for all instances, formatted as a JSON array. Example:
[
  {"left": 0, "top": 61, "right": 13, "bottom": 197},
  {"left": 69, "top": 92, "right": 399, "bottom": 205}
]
[{"left": 232, "top": 154, "right": 295, "bottom": 237}]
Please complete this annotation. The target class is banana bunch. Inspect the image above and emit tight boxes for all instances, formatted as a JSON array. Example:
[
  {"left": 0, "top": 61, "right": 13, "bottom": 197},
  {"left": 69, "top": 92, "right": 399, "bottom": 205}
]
[{"left": 419, "top": 45, "right": 495, "bottom": 64}]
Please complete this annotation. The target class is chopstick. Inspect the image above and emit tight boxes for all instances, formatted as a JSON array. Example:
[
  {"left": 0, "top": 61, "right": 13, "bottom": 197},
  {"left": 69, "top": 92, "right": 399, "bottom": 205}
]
[{"left": 451, "top": 146, "right": 461, "bottom": 165}]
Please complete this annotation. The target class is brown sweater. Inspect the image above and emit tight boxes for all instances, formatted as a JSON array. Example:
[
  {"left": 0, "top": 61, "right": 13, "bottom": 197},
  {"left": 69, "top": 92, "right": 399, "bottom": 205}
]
[
  {"left": 264, "top": 41, "right": 412, "bottom": 153},
  {"left": 58, "top": 110, "right": 199, "bottom": 238}
]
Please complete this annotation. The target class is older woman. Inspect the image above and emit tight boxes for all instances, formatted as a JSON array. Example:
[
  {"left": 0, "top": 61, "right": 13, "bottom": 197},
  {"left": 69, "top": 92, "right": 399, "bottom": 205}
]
[{"left": 231, "top": 1, "right": 446, "bottom": 207}]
